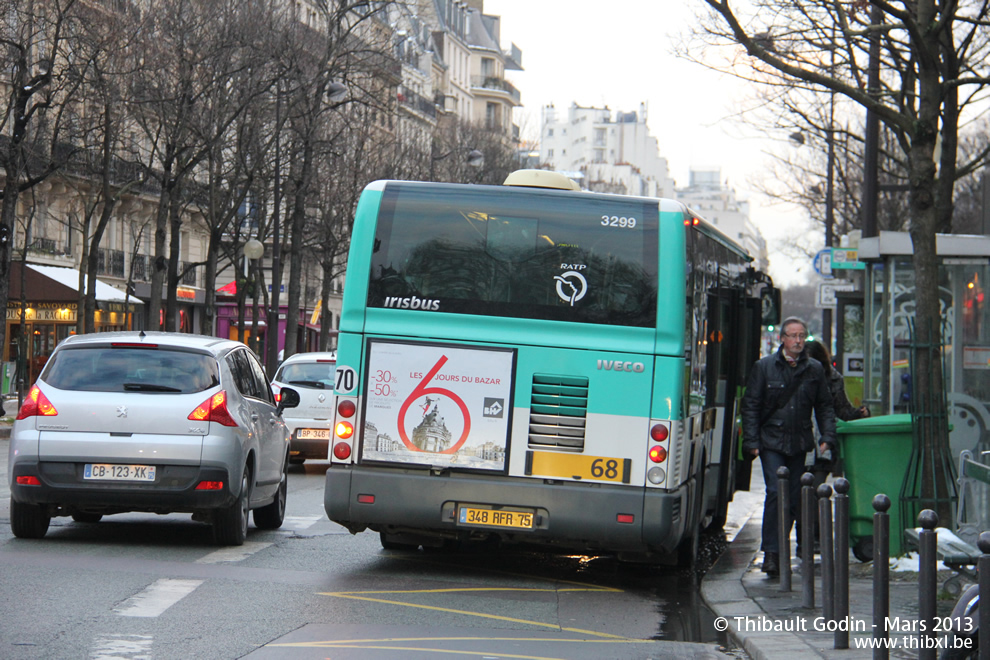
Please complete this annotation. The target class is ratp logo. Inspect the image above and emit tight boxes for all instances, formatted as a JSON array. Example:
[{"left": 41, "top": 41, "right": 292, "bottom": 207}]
[{"left": 554, "top": 271, "right": 587, "bottom": 306}]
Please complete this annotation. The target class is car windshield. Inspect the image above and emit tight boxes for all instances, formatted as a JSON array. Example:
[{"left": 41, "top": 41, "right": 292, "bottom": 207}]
[
  {"left": 41, "top": 346, "right": 220, "bottom": 393},
  {"left": 276, "top": 362, "right": 335, "bottom": 389}
]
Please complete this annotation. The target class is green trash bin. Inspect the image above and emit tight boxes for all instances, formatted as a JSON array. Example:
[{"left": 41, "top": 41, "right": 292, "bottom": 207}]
[{"left": 836, "top": 413, "right": 914, "bottom": 559}]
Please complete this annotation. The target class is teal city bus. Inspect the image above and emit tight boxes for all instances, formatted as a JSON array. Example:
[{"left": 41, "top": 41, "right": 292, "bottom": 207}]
[{"left": 324, "top": 170, "right": 778, "bottom": 564}]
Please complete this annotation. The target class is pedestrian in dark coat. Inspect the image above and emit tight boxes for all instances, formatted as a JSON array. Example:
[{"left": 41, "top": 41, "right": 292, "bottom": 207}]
[{"left": 741, "top": 317, "right": 837, "bottom": 577}]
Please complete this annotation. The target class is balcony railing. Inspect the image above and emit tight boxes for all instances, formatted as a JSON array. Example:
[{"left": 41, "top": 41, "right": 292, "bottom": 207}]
[
  {"left": 179, "top": 261, "right": 197, "bottom": 286},
  {"left": 131, "top": 254, "right": 148, "bottom": 282},
  {"left": 470, "top": 76, "right": 521, "bottom": 104},
  {"left": 397, "top": 87, "right": 437, "bottom": 119},
  {"left": 27, "top": 238, "right": 61, "bottom": 254},
  {"left": 97, "top": 248, "right": 125, "bottom": 278}
]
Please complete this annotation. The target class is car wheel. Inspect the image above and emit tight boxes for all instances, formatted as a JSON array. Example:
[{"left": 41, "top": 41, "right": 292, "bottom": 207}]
[
  {"left": 71, "top": 513, "right": 103, "bottom": 523},
  {"left": 11, "top": 498, "right": 51, "bottom": 539},
  {"left": 253, "top": 458, "right": 287, "bottom": 530},
  {"left": 213, "top": 467, "right": 250, "bottom": 546}
]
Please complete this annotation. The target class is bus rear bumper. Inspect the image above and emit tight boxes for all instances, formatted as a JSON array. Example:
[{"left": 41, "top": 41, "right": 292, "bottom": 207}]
[{"left": 325, "top": 465, "right": 689, "bottom": 555}]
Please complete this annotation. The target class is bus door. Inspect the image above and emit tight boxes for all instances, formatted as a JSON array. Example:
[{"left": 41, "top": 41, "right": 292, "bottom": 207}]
[{"left": 705, "top": 286, "right": 762, "bottom": 522}]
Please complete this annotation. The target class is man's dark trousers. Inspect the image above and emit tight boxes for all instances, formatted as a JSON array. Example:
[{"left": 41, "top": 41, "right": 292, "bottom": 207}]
[{"left": 759, "top": 448, "right": 807, "bottom": 554}]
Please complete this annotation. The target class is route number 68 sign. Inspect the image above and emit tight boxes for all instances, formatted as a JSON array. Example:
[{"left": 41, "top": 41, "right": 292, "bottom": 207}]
[{"left": 361, "top": 340, "right": 515, "bottom": 471}]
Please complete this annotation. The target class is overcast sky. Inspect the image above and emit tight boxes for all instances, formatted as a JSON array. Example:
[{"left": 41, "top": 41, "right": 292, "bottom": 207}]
[{"left": 483, "top": 0, "right": 817, "bottom": 287}]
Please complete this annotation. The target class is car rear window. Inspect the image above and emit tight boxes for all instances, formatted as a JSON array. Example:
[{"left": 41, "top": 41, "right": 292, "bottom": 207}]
[
  {"left": 42, "top": 346, "right": 220, "bottom": 393},
  {"left": 276, "top": 362, "right": 335, "bottom": 389}
]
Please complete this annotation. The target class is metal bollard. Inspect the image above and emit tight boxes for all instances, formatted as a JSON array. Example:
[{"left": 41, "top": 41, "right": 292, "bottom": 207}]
[
  {"left": 872, "top": 494, "right": 891, "bottom": 660},
  {"left": 833, "top": 478, "right": 850, "bottom": 649},
  {"left": 778, "top": 466, "right": 792, "bottom": 592},
  {"left": 917, "top": 509, "right": 939, "bottom": 660},
  {"left": 818, "top": 483, "right": 834, "bottom": 621},
  {"left": 979, "top": 532, "right": 990, "bottom": 660},
  {"left": 801, "top": 472, "right": 816, "bottom": 609},
  {"left": 976, "top": 532, "right": 990, "bottom": 660}
]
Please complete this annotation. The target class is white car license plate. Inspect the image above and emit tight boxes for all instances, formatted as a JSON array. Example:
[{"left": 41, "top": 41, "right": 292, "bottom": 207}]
[
  {"left": 84, "top": 463, "right": 156, "bottom": 481},
  {"left": 297, "top": 428, "right": 330, "bottom": 440}
]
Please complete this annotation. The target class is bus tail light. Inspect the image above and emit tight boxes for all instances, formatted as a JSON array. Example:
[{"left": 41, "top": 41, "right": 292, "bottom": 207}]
[
  {"left": 337, "top": 399, "right": 356, "bottom": 418},
  {"left": 650, "top": 423, "right": 669, "bottom": 442},
  {"left": 331, "top": 396, "right": 358, "bottom": 463},
  {"left": 647, "top": 420, "right": 671, "bottom": 485}
]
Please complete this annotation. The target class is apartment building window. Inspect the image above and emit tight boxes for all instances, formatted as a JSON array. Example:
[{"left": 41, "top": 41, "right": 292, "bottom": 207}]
[
  {"left": 547, "top": 128, "right": 553, "bottom": 137},
  {"left": 481, "top": 57, "right": 494, "bottom": 78},
  {"left": 486, "top": 102, "right": 499, "bottom": 130}
]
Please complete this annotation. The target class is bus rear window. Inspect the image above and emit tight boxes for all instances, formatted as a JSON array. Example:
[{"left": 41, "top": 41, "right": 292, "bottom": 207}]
[{"left": 368, "top": 183, "right": 658, "bottom": 327}]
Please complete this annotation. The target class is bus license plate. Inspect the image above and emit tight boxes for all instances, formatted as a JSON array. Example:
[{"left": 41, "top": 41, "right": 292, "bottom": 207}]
[
  {"left": 297, "top": 428, "right": 330, "bottom": 440},
  {"left": 84, "top": 463, "right": 156, "bottom": 481},
  {"left": 525, "top": 451, "right": 631, "bottom": 484},
  {"left": 458, "top": 507, "right": 534, "bottom": 529}
]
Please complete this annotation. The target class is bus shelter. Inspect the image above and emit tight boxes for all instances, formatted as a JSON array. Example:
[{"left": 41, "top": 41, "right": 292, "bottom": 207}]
[{"left": 857, "top": 231, "right": 990, "bottom": 464}]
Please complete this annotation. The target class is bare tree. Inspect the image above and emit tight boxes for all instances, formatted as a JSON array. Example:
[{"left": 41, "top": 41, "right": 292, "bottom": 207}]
[
  {"left": 0, "top": 0, "right": 82, "bottom": 383},
  {"left": 274, "top": 0, "right": 396, "bottom": 364},
  {"left": 694, "top": 0, "right": 990, "bottom": 519}
]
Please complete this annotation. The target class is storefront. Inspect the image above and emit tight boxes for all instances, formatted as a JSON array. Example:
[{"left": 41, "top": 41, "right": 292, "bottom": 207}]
[{"left": 5, "top": 262, "right": 141, "bottom": 392}]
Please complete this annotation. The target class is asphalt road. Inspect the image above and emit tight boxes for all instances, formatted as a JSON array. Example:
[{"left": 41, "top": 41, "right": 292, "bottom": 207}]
[{"left": 0, "top": 439, "right": 744, "bottom": 660}]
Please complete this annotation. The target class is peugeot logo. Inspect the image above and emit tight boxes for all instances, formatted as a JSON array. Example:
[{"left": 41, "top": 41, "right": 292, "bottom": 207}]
[{"left": 116, "top": 406, "right": 128, "bottom": 418}]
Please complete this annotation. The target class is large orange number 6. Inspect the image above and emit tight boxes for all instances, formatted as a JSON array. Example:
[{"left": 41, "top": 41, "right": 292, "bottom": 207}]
[{"left": 397, "top": 355, "right": 471, "bottom": 454}]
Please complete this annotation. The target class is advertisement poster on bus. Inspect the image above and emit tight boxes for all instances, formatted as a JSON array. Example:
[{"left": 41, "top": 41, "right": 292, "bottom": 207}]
[{"left": 362, "top": 341, "right": 515, "bottom": 471}]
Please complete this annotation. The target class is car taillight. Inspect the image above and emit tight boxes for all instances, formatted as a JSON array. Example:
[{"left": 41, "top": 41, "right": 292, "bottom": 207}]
[
  {"left": 337, "top": 399, "right": 355, "bottom": 418},
  {"left": 188, "top": 391, "right": 238, "bottom": 427},
  {"left": 16, "top": 385, "right": 58, "bottom": 420}
]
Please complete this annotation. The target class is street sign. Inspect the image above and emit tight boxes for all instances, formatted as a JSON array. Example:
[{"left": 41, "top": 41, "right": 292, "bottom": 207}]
[
  {"left": 831, "top": 247, "right": 865, "bottom": 270},
  {"left": 813, "top": 249, "right": 833, "bottom": 278},
  {"left": 816, "top": 282, "right": 856, "bottom": 309}
]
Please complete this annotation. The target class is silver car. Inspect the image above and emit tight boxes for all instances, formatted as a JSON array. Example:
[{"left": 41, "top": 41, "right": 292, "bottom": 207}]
[
  {"left": 7, "top": 331, "right": 300, "bottom": 546},
  {"left": 270, "top": 351, "right": 335, "bottom": 464}
]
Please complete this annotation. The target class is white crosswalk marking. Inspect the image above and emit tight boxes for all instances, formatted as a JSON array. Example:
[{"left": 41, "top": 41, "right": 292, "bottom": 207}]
[
  {"left": 90, "top": 634, "right": 153, "bottom": 659},
  {"left": 195, "top": 541, "right": 271, "bottom": 564},
  {"left": 114, "top": 578, "right": 203, "bottom": 618}
]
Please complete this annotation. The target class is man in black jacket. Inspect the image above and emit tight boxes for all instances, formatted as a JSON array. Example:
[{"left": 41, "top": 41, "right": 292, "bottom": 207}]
[{"left": 742, "top": 317, "right": 837, "bottom": 577}]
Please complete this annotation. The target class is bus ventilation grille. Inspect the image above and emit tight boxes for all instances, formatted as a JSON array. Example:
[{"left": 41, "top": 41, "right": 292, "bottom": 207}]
[{"left": 528, "top": 374, "right": 588, "bottom": 449}]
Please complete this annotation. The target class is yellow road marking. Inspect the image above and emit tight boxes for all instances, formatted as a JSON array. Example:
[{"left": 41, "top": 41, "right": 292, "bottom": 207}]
[
  {"left": 318, "top": 591, "right": 627, "bottom": 639},
  {"left": 383, "top": 554, "right": 623, "bottom": 592},
  {"left": 270, "top": 642, "right": 597, "bottom": 659}
]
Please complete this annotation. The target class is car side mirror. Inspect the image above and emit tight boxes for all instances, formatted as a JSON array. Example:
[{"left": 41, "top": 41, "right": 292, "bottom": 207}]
[{"left": 277, "top": 386, "right": 300, "bottom": 414}]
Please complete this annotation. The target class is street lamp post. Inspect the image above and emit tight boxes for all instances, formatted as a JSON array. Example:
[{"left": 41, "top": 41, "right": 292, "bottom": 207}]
[
  {"left": 790, "top": 92, "right": 837, "bottom": 351},
  {"left": 266, "top": 87, "right": 282, "bottom": 378}
]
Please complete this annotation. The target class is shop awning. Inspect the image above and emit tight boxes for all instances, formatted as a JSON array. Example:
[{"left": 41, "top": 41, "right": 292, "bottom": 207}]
[
  {"left": 217, "top": 280, "right": 237, "bottom": 295},
  {"left": 13, "top": 263, "right": 138, "bottom": 303}
]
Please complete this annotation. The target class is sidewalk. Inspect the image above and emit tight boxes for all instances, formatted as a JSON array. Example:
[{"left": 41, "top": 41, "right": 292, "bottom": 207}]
[{"left": 702, "top": 461, "right": 957, "bottom": 660}]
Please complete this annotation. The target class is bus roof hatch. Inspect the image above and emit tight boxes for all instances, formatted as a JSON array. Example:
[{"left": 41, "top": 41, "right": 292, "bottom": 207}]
[{"left": 502, "top": 169, "right": 581, "bottom": 191}]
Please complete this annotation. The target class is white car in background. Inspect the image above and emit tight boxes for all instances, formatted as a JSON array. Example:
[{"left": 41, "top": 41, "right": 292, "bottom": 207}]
[{"left": 270, "top": 351, "right": 336, "bottom": 464}]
